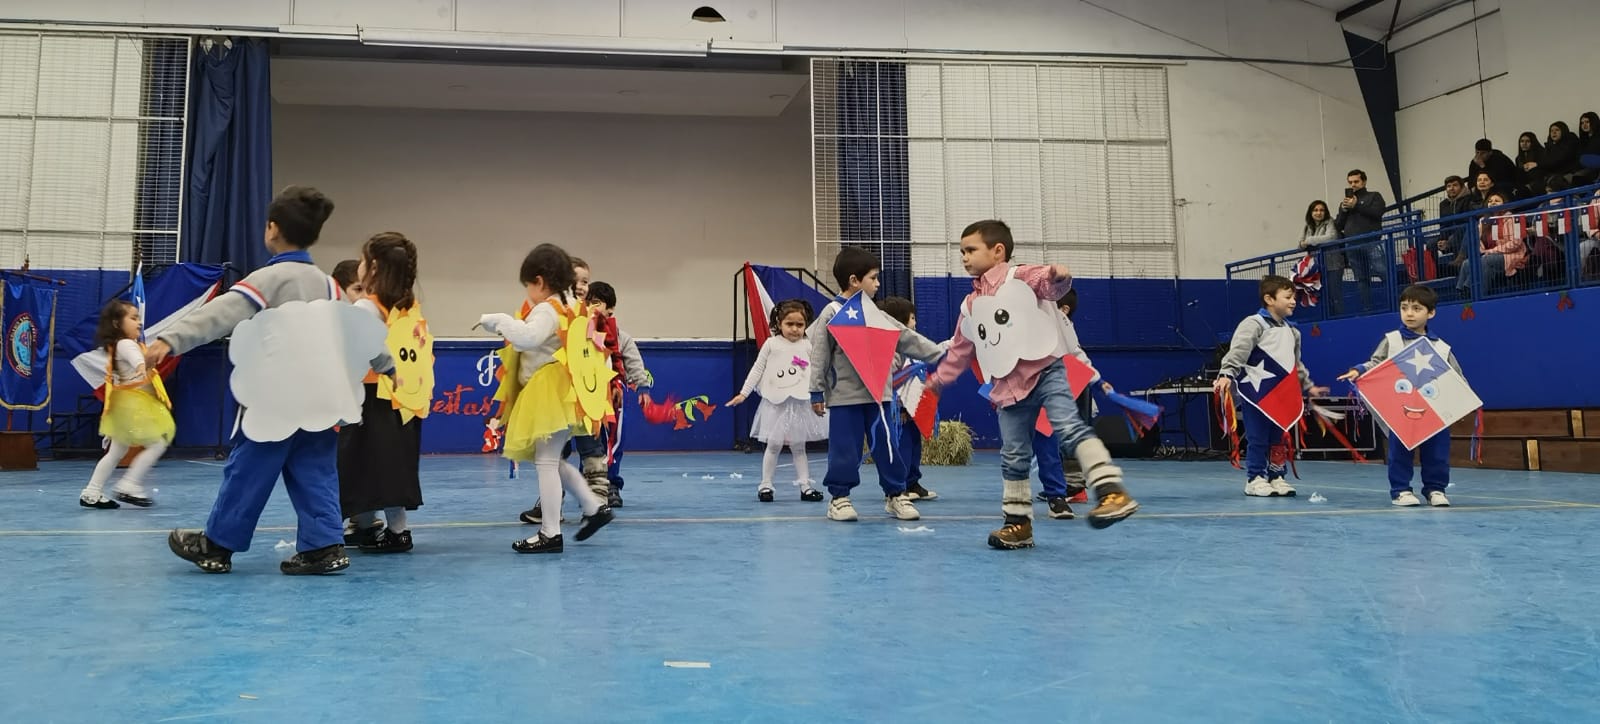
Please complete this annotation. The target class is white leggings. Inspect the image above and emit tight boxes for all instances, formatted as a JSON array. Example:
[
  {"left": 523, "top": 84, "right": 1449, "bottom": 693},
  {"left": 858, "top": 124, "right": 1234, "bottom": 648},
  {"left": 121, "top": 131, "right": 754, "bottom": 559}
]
[
  {"left": 760, "top": 439, "right": 812, "bottom": 488},
  {"left": 534, "top": 432, "right": 602, "bottom": 539},
  {"left": 82, "top": 440, "right": 167, "bottom": 498}
]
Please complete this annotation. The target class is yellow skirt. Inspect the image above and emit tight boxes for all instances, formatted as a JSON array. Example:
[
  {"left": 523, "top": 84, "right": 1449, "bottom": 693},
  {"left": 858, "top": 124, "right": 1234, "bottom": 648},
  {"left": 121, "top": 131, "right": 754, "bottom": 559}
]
[
  {"left": 100, "top": 388, "right": 176, "bottom": 447},
  {"left": 502, "top": 363, "right": 586, "bottom": 462}
]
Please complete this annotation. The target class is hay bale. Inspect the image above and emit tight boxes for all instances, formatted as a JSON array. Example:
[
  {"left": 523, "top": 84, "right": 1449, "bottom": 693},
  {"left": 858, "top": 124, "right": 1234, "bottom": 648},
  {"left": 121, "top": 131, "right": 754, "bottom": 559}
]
[
  {"left": 923, "top": 420, "right": 973, "bottom": 466},
  {"left": 862, "top": 420, "right": 974, "bottom": 466}
]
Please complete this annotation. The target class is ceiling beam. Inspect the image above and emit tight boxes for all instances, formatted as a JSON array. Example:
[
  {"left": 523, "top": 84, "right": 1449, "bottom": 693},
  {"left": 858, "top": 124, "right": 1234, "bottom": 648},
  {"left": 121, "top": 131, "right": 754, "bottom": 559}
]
[{"left": 1335, "top": 0, "right": 1388, "bottom": 22}]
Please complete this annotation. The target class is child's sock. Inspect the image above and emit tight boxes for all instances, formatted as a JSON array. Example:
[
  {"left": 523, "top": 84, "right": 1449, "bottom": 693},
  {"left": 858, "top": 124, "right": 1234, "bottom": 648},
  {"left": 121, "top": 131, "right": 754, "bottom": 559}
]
[
  {"left": 792, "top": 448, "right": 812, "bottom": 487},
  {"left": 1002, "top": 480, "right": 1033, "bottom": 520},
  {"left": 559, "top": 462, "right": 604, "bottom": 516},
  {"left": 383, "top": 506, "right": 408, "bottom": 533},
  {"left": 761, "top": 440, "right": 782, "bottom": 485}
]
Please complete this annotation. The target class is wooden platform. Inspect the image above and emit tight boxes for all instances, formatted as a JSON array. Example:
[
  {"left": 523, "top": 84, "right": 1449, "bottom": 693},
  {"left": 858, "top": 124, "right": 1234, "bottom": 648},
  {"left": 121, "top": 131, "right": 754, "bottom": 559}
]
[{"left": 1448, "top": 408, "right": 1600, "bottom": 474}]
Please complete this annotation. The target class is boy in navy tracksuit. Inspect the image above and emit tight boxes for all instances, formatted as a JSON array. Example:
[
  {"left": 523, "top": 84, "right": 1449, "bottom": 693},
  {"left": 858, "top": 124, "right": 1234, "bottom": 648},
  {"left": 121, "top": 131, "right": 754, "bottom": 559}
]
[{"left": 809, "top": 248, "right": 945, "bottom": 523}]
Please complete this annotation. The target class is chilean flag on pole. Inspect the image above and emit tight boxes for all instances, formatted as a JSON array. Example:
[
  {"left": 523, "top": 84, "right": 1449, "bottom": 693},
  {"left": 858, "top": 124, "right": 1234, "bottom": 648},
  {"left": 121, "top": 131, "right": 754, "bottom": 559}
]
[
  {"left": 1355, "top": 337, "right": 1481, "bottom": 450},
  {"left": 1235, "top": 334, "right": 1305, "bottom": 432},
  {"left": 827, "top": 290, "right": 900, "bottom": 402},
  {"left": 742, "top": 262, "right": 777, "bottom": 345},
  {"left": 893, "top": 360, "right": 939, "bottom": 439}
]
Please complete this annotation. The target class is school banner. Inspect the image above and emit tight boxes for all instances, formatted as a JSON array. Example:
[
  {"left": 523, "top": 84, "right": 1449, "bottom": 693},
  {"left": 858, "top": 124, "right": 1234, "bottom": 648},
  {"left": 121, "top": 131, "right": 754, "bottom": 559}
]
[{"left": 0, "top": 278, "right": 58, "bottom": 411}]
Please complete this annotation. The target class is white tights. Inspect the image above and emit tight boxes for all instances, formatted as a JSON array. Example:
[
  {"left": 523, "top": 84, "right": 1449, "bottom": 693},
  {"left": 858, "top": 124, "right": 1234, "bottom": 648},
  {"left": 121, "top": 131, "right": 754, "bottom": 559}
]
[
  {"left": 760, "top": 439, "right": 813, "bottom": 490},
  {"left": 81, "top": 440, "right": 167, "bottom": 500},
  {"left": 534, "top": 433, "right": 602, "bottom": 539}
]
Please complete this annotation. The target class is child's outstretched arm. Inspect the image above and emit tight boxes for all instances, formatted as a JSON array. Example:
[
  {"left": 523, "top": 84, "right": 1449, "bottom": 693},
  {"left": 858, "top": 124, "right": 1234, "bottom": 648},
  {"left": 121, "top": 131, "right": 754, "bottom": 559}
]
[
  {"left": 728, "top": 340, "right": 775, "bottom": 406},
  {"left": 1017, "top": 263, "right": 1075, "bottom": 301},
  {"left": 478, "top": 309, "right": 557, "bottom": 352},
  {"left": 926, "top": 322, "right": 974, "bottom": 392},
  {"left": 147, "top": 290, "right": 259, "bottom": 364},
  {"left": 1339, "top": 337, "right": 1392, "bottom": 381}
]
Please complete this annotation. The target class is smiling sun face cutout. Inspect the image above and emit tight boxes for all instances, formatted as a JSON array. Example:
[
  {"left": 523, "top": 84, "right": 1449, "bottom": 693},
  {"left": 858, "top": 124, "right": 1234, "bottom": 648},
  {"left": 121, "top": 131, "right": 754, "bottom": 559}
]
[
  {"left": 557, "top": 302, "right": 616, "bottom": 432},
  {"left": 376, "top": 304, "right": 435, "bottom": 424},
  {"left": 960, "top": 275, "right": 1068, "bottom": 382}
]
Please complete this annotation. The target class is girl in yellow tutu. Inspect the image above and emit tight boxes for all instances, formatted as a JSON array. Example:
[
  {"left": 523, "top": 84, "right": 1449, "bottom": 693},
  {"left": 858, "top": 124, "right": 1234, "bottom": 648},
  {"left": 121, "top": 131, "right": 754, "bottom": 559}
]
[
  {"left": 478, "top": 243, "right": 615, "bottom": 554},
  {"left": 78, "top": 300, "right": 173, "bottom": 509}
]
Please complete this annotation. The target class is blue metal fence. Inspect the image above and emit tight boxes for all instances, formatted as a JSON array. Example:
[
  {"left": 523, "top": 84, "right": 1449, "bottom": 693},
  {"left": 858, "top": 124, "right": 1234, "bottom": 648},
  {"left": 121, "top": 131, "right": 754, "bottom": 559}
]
[{"left": 1227, "top": 181, "right": 1600, "bottom": 320}]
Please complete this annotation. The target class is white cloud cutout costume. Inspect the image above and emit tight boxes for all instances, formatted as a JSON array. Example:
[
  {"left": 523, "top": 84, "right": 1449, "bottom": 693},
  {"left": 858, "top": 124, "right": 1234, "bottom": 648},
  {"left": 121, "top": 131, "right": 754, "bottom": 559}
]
[
  {"left": 959, "top": 266, "right": 1072, "bottom": 382},
  {"left": 229, "top": 299, "right": 388, "bottom": 442}
]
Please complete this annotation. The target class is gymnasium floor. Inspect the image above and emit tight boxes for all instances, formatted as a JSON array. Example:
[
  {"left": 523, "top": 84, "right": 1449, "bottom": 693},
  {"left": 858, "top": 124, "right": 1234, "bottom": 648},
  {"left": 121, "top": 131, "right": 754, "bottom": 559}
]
[{"left": 2, "top": 451, "right": 1598, "bottom": 723}]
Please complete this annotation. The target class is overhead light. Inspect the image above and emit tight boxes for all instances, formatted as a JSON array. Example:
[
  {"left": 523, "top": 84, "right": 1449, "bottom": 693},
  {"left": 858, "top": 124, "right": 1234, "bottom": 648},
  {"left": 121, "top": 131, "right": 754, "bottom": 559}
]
[
  {"left": 358, "top": 28, "right": 708, "bottom": 57},
  {"left": 692, "top": 6, "right": 727, "bottom": 23}
]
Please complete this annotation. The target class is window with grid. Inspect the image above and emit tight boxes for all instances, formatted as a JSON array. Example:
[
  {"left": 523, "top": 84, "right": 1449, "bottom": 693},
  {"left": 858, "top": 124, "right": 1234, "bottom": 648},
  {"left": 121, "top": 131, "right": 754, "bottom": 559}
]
[
  {"left": 0, "top": 32, "right": 189, "bottom": 273},
  {"left": 812, "top": 59, "right": 1177, "bottom": 284}
]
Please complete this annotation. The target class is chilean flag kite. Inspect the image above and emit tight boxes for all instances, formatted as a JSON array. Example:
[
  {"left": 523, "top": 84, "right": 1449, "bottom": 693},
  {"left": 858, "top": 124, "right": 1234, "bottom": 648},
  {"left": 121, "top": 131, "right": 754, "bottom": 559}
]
[
  {"left": 827, "top": 291, "right": 900, "bottom": 403},
  {"left": 1035, "top": 354, "right": 1096, "bottom": 435},
  {"left": 1235, "top": 335, "right": 1305, "bottom": 432},
  {"left": 893, "top": 360, "right": 939, "bottom": 439},
  {"left": 1355, "top": 337, "right": 1481, "bottom": 450}
]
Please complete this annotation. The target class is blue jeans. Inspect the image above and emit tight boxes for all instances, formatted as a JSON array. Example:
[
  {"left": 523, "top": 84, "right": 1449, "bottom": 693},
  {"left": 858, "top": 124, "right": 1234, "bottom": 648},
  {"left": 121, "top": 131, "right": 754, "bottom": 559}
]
[
  {"left": 823, "top": 401, "right": 908, "bottom": 498},
  {"left": 997, "top": 359, "right": 1095, "bottom": 482},
  {"left": 1037, "top": 389, "right": 1094, "bottom": 497},
  {"left": 1388, "top": 430, "right": 1450, "bottom": 498},
  {"left": 206, "top": 429, "right": 342, "bottom": 554}
]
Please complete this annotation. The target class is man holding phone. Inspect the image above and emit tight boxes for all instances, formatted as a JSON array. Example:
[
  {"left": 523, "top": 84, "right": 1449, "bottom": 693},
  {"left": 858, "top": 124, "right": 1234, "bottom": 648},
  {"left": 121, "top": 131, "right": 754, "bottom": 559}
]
[{"left": 1329, "top": 169, "right": 1387, "bottom": 313}]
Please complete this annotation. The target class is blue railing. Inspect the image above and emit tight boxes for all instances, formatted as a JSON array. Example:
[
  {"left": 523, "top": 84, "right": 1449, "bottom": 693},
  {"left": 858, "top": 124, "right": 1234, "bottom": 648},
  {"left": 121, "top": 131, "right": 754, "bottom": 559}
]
[{"left": 1227, "top": 181, "right": 1600, "bottom": 321}]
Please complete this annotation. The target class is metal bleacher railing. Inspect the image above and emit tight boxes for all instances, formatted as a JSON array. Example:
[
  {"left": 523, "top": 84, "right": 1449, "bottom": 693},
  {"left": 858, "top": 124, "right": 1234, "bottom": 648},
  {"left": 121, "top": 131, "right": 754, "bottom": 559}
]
[{"left": 1226, "top": 180, "right": 1600, "bottom": 321}]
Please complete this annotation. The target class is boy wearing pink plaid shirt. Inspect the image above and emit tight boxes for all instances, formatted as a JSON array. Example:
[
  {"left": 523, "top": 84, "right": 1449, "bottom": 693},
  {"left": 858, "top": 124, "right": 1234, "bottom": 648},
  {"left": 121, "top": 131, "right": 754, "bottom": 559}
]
[{"left": 928, "top": 220, "right": 1140, "bottom": 549}]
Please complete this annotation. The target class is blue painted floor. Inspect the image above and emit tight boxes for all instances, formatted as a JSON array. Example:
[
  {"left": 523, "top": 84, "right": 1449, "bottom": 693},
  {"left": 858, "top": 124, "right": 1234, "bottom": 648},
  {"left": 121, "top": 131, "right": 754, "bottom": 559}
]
[{"left": 3, "top": 451, "right": 1600, "bottom": 722}]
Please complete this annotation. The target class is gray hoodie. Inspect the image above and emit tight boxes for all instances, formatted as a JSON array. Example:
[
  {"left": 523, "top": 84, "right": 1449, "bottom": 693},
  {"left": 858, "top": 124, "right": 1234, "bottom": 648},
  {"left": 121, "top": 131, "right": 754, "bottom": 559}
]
[{"left": 808, "top": 298, "right": 944, "bottom": 407}]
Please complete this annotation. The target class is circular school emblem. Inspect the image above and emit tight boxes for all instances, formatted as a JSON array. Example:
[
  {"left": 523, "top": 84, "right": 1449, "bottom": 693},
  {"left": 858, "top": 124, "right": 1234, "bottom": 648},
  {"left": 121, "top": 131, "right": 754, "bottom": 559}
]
[{"left": 6, "top": 313, "right": 35, "bottom": 377}]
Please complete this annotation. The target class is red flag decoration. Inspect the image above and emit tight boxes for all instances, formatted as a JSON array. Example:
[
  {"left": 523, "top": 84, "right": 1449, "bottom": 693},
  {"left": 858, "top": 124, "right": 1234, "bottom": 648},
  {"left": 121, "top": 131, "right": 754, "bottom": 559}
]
[
  {"left": 893, "top": 361, "right": 939, "bottom": 439},
  {"left": 742, "top": 263, "right": 776, "bottom": 347},
  {"left": 826, "top": 291, "right": 900, "bottom": 403},
  {"left": 642, "top": 395, "right": 716, "bottom": 430},
  {"left": 1036, "top": 356, "right": 1095, "bottom": 435},
  {"left": 1354, "top": 337, "right": 1482, "bottom": 451}
]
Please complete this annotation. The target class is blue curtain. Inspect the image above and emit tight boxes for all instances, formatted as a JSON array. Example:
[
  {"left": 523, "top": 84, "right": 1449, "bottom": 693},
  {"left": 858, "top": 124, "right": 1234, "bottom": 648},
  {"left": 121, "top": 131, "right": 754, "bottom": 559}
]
[
  {"left": 837, "top": 61, "right": 912, "bottom": 302},
  {"left": 182, "top": 38, "right": 273, "bottom": 272}
]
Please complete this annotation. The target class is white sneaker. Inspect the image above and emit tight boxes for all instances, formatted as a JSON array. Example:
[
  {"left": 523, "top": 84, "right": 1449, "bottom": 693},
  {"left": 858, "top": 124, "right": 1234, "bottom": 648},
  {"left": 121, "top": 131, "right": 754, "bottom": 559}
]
[
  {"left": 1268, "top": 477, "right": 1296, "bottom": 497},
  {"left": 827, "top": 496, "right": 859, "bottom": 521},
  {"left": 1244, "top": 477, "right": 1277, "bottom": 497},
  {"left": 1427, "top": 490, "right": 1451, "bottom": 507},
  {"left": 884, "top": 494, "right": 921, "bottom": 521},
  {"left": 1392, "top": 491, "right": 1422, "bottom": 507}
]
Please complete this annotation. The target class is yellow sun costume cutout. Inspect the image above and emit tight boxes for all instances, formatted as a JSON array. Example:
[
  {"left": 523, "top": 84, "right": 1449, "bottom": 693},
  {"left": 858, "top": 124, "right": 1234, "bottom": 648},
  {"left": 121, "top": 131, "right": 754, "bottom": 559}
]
[
  {"left": 493, "top": 298, "right": 616, "bottom": 461},
  {"left": 375, "top": 303, "right": 435, "bottom": 424}
]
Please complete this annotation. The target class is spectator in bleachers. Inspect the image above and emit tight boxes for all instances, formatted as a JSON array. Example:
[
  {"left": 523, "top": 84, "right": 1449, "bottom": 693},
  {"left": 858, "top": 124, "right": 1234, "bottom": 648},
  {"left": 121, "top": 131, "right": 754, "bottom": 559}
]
[
  {"left": 1435, "top": 175, "right": 1479, "bottom": 269},
  {"left": 1456, "top": 191, "right": 1526, "bottom": 294},
  {"left": 1299, "top": 200, "right": 1335, "bottom": 250},
  {"left": 1330, "top": 169, "right": 1386, "bottom": 312},
  {"left": 1514, "top": 131, "right": 1546, "bottom": 197},
  {"left": 1575, "top": 112, "right": 1600, "bottom": 184},
  {"left": 1468, "top": 138, "right": 1518, "bottom": 195},
  {"left": 1583, "top": 188, "right": 1600, "bottom": 278},
  {"left": 1542, "top": 122, "right": 1581, "bottom": 182},
  {"left": 1527, "top": 178, "right": 1571, "bottom": 282},
  {"left": 1469, "top": 170, "right": 1499, "bottom": 207}
]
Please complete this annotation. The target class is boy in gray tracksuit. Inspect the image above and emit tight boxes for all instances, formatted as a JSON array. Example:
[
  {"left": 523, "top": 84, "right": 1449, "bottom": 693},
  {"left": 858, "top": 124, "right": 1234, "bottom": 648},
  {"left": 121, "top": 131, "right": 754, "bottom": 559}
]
[{"left": 808, "top": 247, "right": 944, "bottom": 523}]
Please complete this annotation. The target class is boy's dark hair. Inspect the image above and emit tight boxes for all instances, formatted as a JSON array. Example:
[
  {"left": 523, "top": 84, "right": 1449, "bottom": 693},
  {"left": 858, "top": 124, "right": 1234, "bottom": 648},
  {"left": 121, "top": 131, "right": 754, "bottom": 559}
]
[
  {"left": 1259, "top": 274, "right": 1294, "bottom": 302},
  {"left": 519, "top": 243, "right": 577, "bottom": 302},
  {"left": 587, "top": 281, "right": 617, "bottom": 308},
  {"left": 832, "top": 246, "right": 880, "bottom": 290},
  {"left": 1347, "top": 169, "right": 1367, "bottom": 182},
  {"left": 1057, "top": 288, "right": 1079, "bottom": 318},
  {"left": 331, "top": 259, "right": 360, "bottom": 289},
  {"left": 878, "top": 296, "right": 915, "bottom": 326},
  {"left": 961, "top": 219, "right": 1014, "bottom": 261},
  {"left": 361, "top": 232, "right": 419, "bottom": 311},
  {"left": 770, "top": 298, "right": 813, "bottom": 332},
  {"left": 94, "top": 299, "right": 137, "bottom": 350},
  {"left": 1398, "top": 284, "right": 1438, "bottom": 312},
  {"left": 267, "top": 185, "right": 335, "bottom": 248}
]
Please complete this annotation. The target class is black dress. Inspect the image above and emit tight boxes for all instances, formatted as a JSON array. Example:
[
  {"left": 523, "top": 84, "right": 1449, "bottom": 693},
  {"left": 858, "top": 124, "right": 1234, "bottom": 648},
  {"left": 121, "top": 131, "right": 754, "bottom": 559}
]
[{"left": 338, "top": 382, "right": 423, "bottom": 517}]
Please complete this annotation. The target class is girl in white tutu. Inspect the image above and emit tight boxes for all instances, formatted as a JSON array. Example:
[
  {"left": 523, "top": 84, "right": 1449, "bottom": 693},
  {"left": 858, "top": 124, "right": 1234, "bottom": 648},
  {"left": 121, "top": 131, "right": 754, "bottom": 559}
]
[
  {"left": 78, "top": 300, "right": 173, "bottom": 509},
  {"left": 727, "top": 300, "right": 828, "bottom": 502}
]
